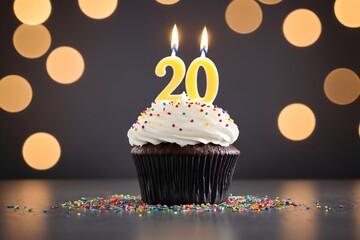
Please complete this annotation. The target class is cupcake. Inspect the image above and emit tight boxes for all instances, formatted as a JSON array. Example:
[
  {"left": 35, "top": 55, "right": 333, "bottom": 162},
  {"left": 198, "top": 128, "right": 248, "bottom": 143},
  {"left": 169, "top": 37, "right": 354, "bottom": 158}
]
[{"left": 128, "top": 93, "right": 239, "bottom": 205}]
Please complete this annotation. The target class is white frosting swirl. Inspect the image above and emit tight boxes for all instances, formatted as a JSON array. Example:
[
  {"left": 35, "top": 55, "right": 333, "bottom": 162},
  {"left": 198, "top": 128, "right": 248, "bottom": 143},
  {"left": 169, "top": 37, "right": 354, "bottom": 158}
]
[{"left": 128, "top": 93, "right": 239, "bottom": 147}]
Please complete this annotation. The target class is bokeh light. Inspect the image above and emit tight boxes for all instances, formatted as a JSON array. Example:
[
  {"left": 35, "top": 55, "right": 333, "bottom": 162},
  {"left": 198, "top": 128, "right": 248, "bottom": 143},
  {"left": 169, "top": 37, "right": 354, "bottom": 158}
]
[
  {"left": 0, "top": 75, "right": 32, "bottom": 113},
  {"left": 13, "top": 24, "right": 51, "bottom": 59},
  {"left": 46, "top": 46, "right": 85, "bottom": 84},
  {"left": 258, "top": 0, "right": 282, "bottom": 5},
  {"left": 324, "top": 68, "right": 360, "bottom": 105},
  {"left": 78, "top": 0, "right": 118, "bottom": 19},
  {"left": 278, "top": 103, "right": 316, "bottom": 141},
  {"left": 225, "top": 0, "right": 263, "bottom": 34},
  {"left": 156, "top": 0, "right": 180, "bottom": 5},
  {"left": 13, "top": 0, "right": 51, "bottom": 25},
  {"left": 283, "top": 9, "right": 321, "bottom": 47},
  {"left": 334, "top": 0, "right": 360, "bottom": 28},
  {"left": 22, "top": 132, "right": 61, "bottom": 170}
]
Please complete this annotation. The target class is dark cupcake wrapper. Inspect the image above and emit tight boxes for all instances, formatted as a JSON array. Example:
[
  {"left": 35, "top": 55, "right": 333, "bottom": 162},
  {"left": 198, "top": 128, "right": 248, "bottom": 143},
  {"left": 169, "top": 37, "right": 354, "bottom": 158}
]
[{"left": 132, "top": 153, "right": 239, "bottom": 205}]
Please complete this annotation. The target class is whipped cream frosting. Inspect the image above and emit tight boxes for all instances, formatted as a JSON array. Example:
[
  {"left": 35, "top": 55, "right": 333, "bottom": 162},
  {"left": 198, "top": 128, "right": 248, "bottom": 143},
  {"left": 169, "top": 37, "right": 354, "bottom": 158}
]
[{"left": 128, "top": 93, "right": 239, "bottom": 147}]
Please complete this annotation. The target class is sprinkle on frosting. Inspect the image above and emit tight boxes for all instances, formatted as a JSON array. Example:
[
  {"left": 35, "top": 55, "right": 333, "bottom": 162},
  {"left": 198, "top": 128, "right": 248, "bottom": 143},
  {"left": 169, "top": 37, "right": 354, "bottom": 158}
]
[{"left": 128, "top": 92, "right": 239, "bottom": 147}]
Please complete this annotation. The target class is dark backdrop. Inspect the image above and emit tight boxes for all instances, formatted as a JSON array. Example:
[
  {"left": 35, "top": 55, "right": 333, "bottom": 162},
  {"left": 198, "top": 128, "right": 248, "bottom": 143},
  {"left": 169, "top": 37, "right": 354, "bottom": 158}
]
[{"left": 0, "top": 0, "right": 359, "bottom": 179}]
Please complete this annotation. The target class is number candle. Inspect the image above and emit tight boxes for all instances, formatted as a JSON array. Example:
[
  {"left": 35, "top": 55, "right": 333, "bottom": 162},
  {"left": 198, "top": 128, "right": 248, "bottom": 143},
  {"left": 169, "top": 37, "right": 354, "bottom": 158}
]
[
  {"left": 185, "top": 27, "right": 219, "bottom": 103},
  {"left": 155, "top": 25, "right": 186, "bottom": 102}
]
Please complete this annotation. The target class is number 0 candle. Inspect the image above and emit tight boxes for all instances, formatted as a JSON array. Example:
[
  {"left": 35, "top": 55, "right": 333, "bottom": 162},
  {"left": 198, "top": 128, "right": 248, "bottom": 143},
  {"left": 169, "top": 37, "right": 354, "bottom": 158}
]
[
  {"left": 185, "top": 27, "right": 219, "bottom": 103},
  {"left": 155, "top": 25, "right": 186, "bottom": 102}
]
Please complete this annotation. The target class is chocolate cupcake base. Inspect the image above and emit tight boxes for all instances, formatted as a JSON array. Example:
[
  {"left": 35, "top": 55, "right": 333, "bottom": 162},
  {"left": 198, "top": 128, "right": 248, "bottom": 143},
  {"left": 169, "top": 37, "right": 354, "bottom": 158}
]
[{"left": 131, "top": 143, "right": 240, "bottom": 205}]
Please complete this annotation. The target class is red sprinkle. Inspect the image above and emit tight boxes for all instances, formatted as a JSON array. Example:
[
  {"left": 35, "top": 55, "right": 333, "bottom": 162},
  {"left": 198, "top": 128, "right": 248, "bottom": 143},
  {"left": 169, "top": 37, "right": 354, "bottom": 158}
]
[
  {"left": 219, "top": 119, "right": 222, "bottom": 122},
  {"left": 149, "top": 113, "right": 153, "bottom": 116},
  {"left": 142, "top": 126, "right": 145, "bottom": 129},
  {"left": 190, "top": 119, "right": 194, "bottom": 123},
  {"left": 168, "top": 112, "right": 171, "bottom": 115},
  {"left": 226, "top": 124, "right": 229, "bottom": 127},
  {"left": 179, "top": 128, "right": 183, "bottom": 131},
  {"left": 200, "top": 109, "right": 204, "bottom": 112},
  {"left": 172, "top": 124, "right": 175, "bottom": 127}
]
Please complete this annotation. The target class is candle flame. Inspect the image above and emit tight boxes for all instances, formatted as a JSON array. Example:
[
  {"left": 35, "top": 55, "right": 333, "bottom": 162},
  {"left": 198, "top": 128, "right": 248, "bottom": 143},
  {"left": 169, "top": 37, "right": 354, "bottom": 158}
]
[
  {"left": 200, "top": 27, "right": 208, "bottom": 55},
  {"left": 171, "top": 24, "right": 179, "bottom": 53}
]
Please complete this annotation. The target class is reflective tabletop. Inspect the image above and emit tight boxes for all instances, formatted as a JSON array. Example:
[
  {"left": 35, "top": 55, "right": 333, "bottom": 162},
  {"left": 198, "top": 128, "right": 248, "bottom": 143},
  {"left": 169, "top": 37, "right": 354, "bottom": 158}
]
[{"left": 1, "top": 180, "right": 359, "bottom": 240}]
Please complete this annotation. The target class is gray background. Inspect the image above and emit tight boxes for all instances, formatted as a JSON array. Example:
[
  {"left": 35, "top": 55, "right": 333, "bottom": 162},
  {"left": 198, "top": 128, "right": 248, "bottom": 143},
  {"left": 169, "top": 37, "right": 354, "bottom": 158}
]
[{"left": 0, "top": 0, "right": 359, "bottom": 179}]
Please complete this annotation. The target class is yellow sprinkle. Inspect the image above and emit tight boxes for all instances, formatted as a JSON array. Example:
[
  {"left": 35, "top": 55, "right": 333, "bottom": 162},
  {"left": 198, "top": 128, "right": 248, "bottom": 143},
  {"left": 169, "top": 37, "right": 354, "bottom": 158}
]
[
  {"left": 159, "top": 123, "right": 163, "bottom": 127},
  {"left": 146, "top": 108, "right": 151, "bottom": 112},
  {"left": 205, "top": 122, "right": 210, "bottom": 126},
  {"left": 148, "top": 121, "right": 152, "bottom": 124},
  {"left": 134, "top": 128, "right": 138, "bottom": 132},
  {"left": 77, "top": 213, "right": 81, "bottom": 216}
]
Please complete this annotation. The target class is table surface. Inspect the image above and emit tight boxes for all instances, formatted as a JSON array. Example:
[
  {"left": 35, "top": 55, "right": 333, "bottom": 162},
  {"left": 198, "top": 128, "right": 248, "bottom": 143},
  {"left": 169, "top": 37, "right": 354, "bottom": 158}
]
[{"left": 1, "top": 179, "right": 359, "bottom": 240}]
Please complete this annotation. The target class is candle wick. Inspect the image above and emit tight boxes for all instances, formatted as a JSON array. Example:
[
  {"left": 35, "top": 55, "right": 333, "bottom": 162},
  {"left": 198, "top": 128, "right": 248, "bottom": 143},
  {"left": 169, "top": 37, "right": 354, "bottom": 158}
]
[
  {"left": 201, "top": 49, "right": 206, "bottom": 57},
  {"left": 171, "top": 49, "right": 176, "bottom": 56}
]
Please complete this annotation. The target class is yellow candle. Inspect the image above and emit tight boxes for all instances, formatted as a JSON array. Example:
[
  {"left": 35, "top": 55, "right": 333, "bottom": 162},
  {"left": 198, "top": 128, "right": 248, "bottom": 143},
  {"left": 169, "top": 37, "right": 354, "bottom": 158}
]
[
  {"left": 155, "top": 25, "right": 186, "bottom": 102},
  {"left": 185, "top": 27, "right": 219, "bottom": 103}
]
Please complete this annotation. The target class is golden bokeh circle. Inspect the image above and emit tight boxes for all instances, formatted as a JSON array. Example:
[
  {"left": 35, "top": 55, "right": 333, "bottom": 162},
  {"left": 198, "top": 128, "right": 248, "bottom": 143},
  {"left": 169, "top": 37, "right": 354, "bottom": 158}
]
[
  {"left": 22, "top": 132, "right": 61, "bottom": 170},
  {"left": 0, "top": 75, "right": 32, "bottom": 113},
  {"left": 283, "top": 9, "right": 322, "bottom": 47},
  {"left": 46, "top": 46, "right": 85, "bottom": 84},
  {"left": 13, "top": 24, "right": 51, "bottom": 59},
  {"left": 225, "top": 0, "right": 263, "bottom": 34},
  {"left": 258, "top": 0, "right": 282, "bottom": 5},
  {"left": 334, "top": 0, "right": 360, "bottom": 28},
  {"left": 278, "top": 103, "right": 316, "bottom": 141},
  {"left": 324, "top": 68, "right": 360, "bottom": 105},
  {"left": 13, "top": 0, "right": 51, "bottom": 25},
  {"left": 156, "top": 0, "right": 180, "bottom": 5},
  {"left": 78, "top": 0, "right": 118, "bottom": 19}
]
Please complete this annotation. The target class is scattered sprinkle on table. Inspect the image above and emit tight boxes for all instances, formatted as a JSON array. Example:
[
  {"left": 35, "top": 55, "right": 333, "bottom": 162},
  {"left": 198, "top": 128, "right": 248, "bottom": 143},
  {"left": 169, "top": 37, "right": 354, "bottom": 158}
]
[
  {"left": 59, "top": 194, "right": 300, "bottom": 214},
  {"left": 5, "top": 194, "right": 355, "bottom": 216}
]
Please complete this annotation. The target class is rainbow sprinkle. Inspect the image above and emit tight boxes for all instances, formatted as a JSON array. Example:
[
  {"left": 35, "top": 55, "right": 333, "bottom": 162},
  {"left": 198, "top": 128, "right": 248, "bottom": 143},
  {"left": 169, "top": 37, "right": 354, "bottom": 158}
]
[
  {"left": 55, "top": 194, "right": 301, "bottom": 214},
  {"left": 130, "top": 96, "right": 234, "bottom": 133},
  {"left": 6, "top": 195, "right": 355, "bottom": 216}
]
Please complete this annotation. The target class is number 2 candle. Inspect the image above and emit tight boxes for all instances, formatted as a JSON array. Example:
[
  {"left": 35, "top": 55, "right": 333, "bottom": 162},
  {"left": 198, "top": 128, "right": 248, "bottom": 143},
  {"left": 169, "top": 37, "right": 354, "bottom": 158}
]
[{"left": 155, "top": 25, "right": 186, "bottom": 102}]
